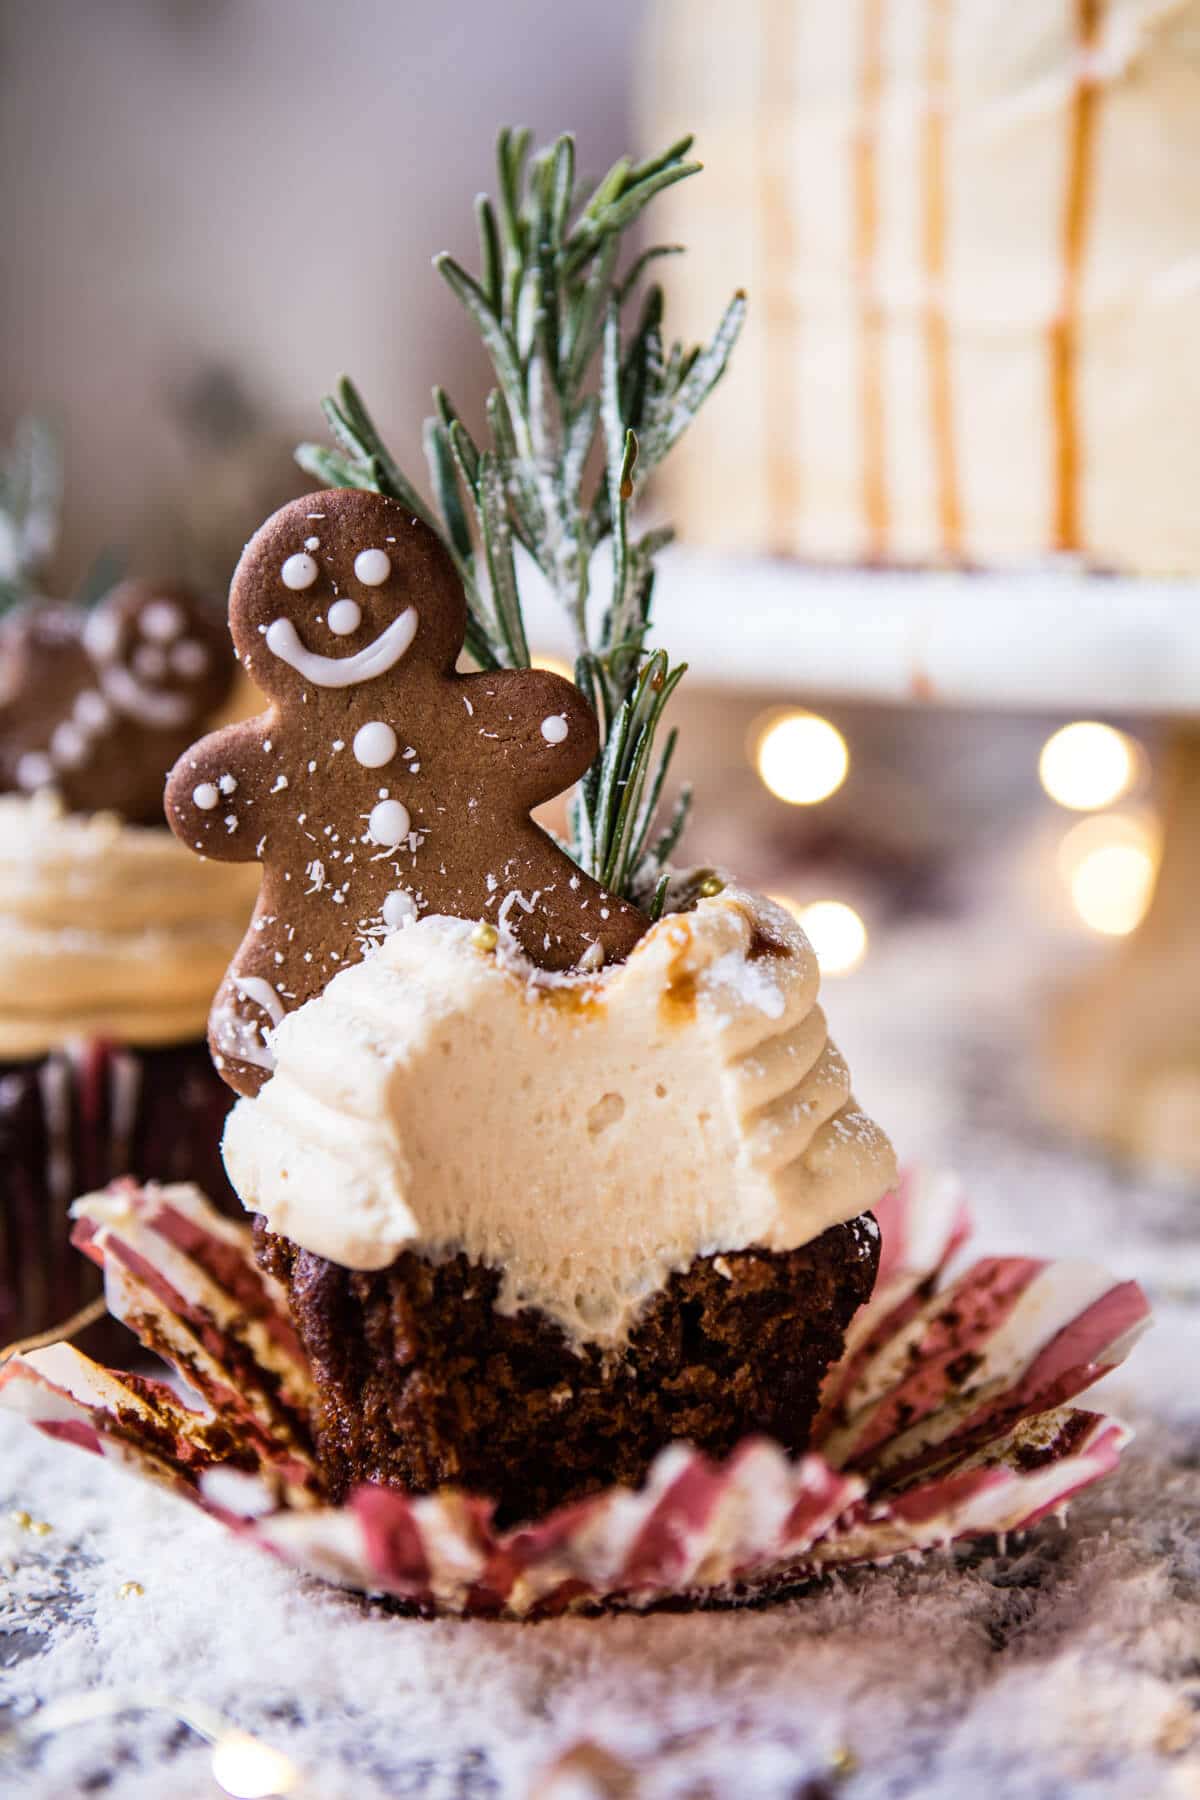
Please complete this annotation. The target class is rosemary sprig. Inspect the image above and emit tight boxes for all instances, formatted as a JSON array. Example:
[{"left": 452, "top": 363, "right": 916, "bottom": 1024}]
[
  {"left": 0, "top": 418, "right": 61, "bottom": 615},
  {"left": 297, "top": 128, "right": 745, "bottom": 909}
]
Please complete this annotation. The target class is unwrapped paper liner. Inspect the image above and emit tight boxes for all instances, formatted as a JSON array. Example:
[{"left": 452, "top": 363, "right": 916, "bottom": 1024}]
[{"left": 0, "top": 1170, "right": 1149, "bottom": 1617}]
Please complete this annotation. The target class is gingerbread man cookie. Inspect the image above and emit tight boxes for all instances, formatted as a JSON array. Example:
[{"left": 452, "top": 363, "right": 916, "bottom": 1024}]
[
  {"left": 0, "top": 580, "right": 234, "bottom": 825},
  {"left": 165, "top": 489, "right": 647, "bottom": 1096}
]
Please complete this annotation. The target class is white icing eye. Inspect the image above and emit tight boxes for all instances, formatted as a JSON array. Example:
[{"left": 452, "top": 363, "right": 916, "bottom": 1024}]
[
  {"left": 281, "top": 552, "right": 319, "bottom": 590},
  {"left": 353, "top": 721, "right": 397, "bottom": 768},
  {"left": 354, "top": 548, "right": 391, "bottom": 586},
  {"left": 327, "top": 598, "right": 362, "bottom": 636},
  {"left": 193, "top": 782, "right": 221, "bottom": 810},
  {"left": 74, "top": 690, "right": 109, "bottom": 731},
  {"left": 382, "top": 889, "right": 417, "bottom": 929},
  {"left": 140, "top": 600, "right": 184, "bottom": 643},
  {"left": 367, "top": 798, "right": 411, "bottom": 847},
  {"left": 540, "top": 713, "right": 569, "bottom": 744},
  {"left": 134, "top": 644, "right": 167, "bottom": 680},
  {"left": 16, "top": 751, "right": 54, "bottom": 790},
  {"left": 50, "top": 723, "right": 87, "bottom": 768},
  {"left": 171, "top": 639, "right": 208, "bottom": 678}
]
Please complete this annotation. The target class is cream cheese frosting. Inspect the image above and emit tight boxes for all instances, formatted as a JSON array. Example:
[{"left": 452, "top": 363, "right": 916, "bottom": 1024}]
[
  {"left": 222, "top": 887, "right": 896, "bottom": 1349},
  {"left": 0, "top": 791, "right": 260, "bottom": 1055}
]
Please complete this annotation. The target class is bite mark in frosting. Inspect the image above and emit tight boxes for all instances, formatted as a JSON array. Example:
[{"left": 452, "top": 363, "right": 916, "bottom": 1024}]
[{"left": 222, "top": 888, "right": 896, "bottom": 1348}]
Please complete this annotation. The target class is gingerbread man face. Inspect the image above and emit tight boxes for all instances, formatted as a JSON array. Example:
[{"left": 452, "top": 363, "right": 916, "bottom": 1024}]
[
  {"left": 165, "top": 489, "right": 647, "bottom": 1096},
  {"left": 0, "top": 580, "right": 234, "bottom": 824}
]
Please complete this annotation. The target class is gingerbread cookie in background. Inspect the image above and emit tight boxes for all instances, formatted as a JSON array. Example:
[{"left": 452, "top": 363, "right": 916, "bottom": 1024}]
[
  {"left": 0, "top": 579, "right": 234, "bottom": 825},
  {"left": 166, "top": 488, "right": 648, "bottom": 1096}
]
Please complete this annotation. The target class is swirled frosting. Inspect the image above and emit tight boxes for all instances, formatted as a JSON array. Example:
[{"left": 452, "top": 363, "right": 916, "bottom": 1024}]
[
  {"left": 223, "top": 887, "right": 896, "bottom": 1348},
  {"left": 0, "top": 791, "right": 260, "bottom": 1055}
]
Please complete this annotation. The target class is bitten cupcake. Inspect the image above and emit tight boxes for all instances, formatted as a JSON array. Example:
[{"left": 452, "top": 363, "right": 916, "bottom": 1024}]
[
  {"left": 159, "top": 130, "right": 894, "bottom": 1526},
  {"left": 163, "top": 488, "right": 895, "bottom": 1523},
  {"left": 0, "top": 578, "right": 260, "bottom": 1345}
]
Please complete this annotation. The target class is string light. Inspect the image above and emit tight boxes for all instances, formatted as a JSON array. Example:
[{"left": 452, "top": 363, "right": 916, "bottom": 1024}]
[
  {"left": 0, "top": 1691, "right": 301, "bottom": 1798},
  {"left": 753, "top": 711, "right": 849, "bottom": 806},
  {"left": 1038, "top": 721, "right": 1138, "bottom": 811},
  {"left": 1057, "top": 811, "right": 1159, "bottom": 936},
  {"left": 772, "top": 896, "right": 868, "bottom": 975},
  {"left": 211, "top": 1730, "right": 299, "bottom": 1798}
]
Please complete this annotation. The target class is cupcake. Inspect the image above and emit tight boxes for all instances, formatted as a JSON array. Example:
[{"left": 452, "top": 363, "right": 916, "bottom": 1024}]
[
  {"left": 0, "top": 578, "right": 260, "bottom": 1344},
  {"left": 229, "top": 887, "right": 894, "bottom": 1522},
  {"left": 158, "top": 129, "right": 894, "bottom": 1525},
  {"left": 161, "top": 488, "right": 894, "bottom": 1524}
]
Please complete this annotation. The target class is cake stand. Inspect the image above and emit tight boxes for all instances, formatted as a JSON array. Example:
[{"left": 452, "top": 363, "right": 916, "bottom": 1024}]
[{"left": 527, "top": 552, "right": 1200, "bottom": 1176}]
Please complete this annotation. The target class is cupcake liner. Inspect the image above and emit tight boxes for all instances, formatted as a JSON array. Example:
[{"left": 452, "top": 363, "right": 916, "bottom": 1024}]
[
  {"left": 0, "top": 1170, "right": 1149, "bottom": 1617},
  {"left": 0, "top": 1038, "right": 237, "bottom": 1349}
]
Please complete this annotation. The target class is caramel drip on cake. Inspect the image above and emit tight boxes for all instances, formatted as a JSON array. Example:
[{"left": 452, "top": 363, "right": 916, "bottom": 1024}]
[
  {"left": 855, "top": 0, "right": 889, "bottom": 560},
  {"left": 761, "top": 0, "right": 801, "bottom": 553},
  {"left": 1052, "top": 0, "right": 1104, "bottom": 554},
  {"left": 922, "top": 0, "right": 962, "bottom": 560}
]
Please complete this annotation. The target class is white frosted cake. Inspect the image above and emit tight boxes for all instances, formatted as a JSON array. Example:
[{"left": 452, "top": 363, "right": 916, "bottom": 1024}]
[{"left": 642, "top": 0, "right": 1200, "bottom": 572}]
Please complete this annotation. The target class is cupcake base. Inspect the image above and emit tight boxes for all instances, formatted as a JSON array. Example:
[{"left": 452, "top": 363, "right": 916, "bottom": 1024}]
[
  {"left": 0, "top": 1038, "right": 237, "bottom": 1349},
  {"left": 254, "top": 1214, "right": 881, "bottom": 1526}
]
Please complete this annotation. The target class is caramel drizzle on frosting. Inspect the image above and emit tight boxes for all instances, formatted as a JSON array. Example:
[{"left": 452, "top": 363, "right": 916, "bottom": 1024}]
[
  {"left": 761, "top": 0, "right": 801, "bottom": 553},
  {"left": 856, "top": 0, "right": 889, "bottom": 560},
  {"left": 1052, "top": 0, "right": 1104, "bottom": 553},
  {"left": 922, "top": 0, "right": 962, "bottom": 560}
]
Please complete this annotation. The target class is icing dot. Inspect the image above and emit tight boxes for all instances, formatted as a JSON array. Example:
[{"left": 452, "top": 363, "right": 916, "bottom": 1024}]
[
  {"left": 354, "top": 548, "right": 391, "bottom": 586},
  {"left": 368, "top": 798, "right": 411, "bottom": 847},
  {"left": 50, "top": 723, "right": 86, "bottom": 768},
  {"left": 171, "top": 639, "right": 208, "bottom": 678},
  {"left": 193, "top": 782, "right": 220, "bottom": 810},
  {"left": 327, "top": 598, "right": 362, "bottom": 636},
  {"left": 74, "top": 690, "right": 109, "bottom": 731},
  {"left": 16, "top": 751, "right": 54, "bottom": 790},
  {"left": 139, "top": 600, "right": 184, "bottom": 642},
  {"left": 134, "top": 644, "right": 167, "bottom": 680},
  {"left": 353, "top": 721, "right": 397, "bottom": 768},
  {"left": 281, "top": 552, "right": 318, "bottom": 590},
  {"left": 540, "top": 713, "right": 569, "bottom": 744},
  {"left": 382, "top": 890, "right": 417, "bottom": 929}
]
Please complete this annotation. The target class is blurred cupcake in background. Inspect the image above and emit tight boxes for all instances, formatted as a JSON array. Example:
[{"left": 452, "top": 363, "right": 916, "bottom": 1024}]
[{"left": 0, "top": 420, "right": 259, "bottom": 1345}]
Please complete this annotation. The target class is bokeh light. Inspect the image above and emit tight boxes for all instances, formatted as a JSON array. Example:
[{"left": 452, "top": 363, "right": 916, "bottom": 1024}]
[
  {"left": 1038, "top": 721, "right": 1138, "bottom": 812},
  {"left": 532, "top": 651, "right": 573, "bottom": 683},
  {"left": 211, "top": 1731, "right": 298, "bottom": 1799},
  {"left": 753, "top": 711, "right": 849, "bottom": 806},
  {"left": 774, "top": 897, "right": 868, "bottom": 975},
  {"left": 1059, "top": 813, "right": 1158, "bottom": 936}
]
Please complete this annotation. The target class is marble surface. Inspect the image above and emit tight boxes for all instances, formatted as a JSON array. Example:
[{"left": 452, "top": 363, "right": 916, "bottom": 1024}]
[{"left": 3, "top": 849, "right": 1199, "bottom": 1800}]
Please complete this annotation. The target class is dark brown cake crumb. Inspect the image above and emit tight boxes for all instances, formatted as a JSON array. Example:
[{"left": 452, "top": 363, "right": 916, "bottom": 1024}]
[{"left": 254, "top": 1214, "right": 880, "bottom": 1527}]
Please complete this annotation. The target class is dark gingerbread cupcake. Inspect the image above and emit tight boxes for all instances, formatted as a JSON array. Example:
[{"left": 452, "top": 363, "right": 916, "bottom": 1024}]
[
  {"left": 0, "top": 578, "right": 259, "bottom": 1346},
  {"left": 162, "top": 490, "right": 894, "bottom": 1523}
]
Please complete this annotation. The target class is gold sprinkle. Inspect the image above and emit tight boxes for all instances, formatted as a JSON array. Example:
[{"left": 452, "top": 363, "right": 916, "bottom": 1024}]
[
  {"left": 830, "top": 1745, "right": 858, "bottom": 1778},
  {"left": 30, "top": 1520, "right": 52, "bottom": 1537},
  {"left": 470, "top": 922, "right": 499, "bottom": 952},
  {"left": 118, "top": 1580, "right": 145, "bottom": 1600},
  {"left": 9, "top": 1509, "right": 31, "bottom": 1530},
  {"left": 697, "top": 875, "right": 724, "bottom": 898}
]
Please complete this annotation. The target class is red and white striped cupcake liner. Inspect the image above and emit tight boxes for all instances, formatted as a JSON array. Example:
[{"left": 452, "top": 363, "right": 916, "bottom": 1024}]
[{"left": 0, "top": 1169, "right": 1149, "bottom": 1617}]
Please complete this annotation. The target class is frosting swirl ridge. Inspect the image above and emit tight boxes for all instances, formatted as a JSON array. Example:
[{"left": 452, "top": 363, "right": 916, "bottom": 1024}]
[
  {"left": 223, "top": 887, "right": 896, "bottom": 1348},
  {"left": 0, "top": 792, "right": 260, "bottom": 1055}
]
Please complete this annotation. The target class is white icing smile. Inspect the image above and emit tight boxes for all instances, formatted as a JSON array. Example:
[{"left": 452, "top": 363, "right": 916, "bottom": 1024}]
[{"left": 264, "top": 609, "right": 418, "bottom": 688}]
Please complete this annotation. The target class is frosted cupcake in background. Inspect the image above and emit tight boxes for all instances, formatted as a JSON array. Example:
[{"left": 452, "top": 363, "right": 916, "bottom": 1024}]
[{"left": 0, "top": 426, "right": 259, "bottom": 1345}]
